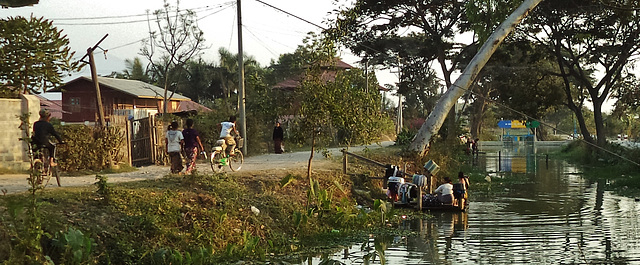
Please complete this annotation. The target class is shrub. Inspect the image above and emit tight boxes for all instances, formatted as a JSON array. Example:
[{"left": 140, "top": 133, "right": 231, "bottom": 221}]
[{"left": 56, "top": 125, "right": 125, "bottom": 172}]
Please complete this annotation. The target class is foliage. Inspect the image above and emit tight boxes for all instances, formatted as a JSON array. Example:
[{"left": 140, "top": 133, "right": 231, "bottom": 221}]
[
  {"left": 285, "top": 35, "right": 392, "bottom": 177},
  {"left": 0, "top": 15, "right": 80, "bottom": 97},
  {"left": 395, "top": 128, "right": 417, "bottom": 147},
  {"left": 521, "top": 0, "right": 640, "bottom": 147},
  {"left": 141, "top": 0, "right": 205, "bottom": 114},
  {"left": 56, "top": 125, "right": 126, "bottom": 172}
]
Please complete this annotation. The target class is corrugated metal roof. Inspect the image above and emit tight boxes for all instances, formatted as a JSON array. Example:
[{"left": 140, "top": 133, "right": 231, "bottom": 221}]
[
  {"left": 92, "top": 76, "right": 191, "bottom": 100},
  {"left": 58, "top": 76, "right": 191, "bottom": 101}
]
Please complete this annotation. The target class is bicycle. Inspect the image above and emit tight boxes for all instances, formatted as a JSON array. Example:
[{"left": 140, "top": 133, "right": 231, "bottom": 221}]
[
  {"left": 209, "top": 136, "right": 244, "bottom": 173},
  {"left": 31, "top": 142, "right": 64, "bottom": 187}
]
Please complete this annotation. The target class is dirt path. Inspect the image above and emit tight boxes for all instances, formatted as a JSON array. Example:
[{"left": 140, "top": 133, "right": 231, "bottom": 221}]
[{"left": 0, "top": 141, "right": 394, "bottom": 195}]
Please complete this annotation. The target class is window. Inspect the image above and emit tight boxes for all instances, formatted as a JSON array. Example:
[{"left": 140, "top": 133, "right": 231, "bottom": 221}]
[{"left": 70, "top": 97, "right": 80, "bottom": 112}]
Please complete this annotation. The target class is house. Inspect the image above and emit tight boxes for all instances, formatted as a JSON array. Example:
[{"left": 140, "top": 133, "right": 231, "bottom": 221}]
[
  {"left": 36, "top": 94, "right": 66, "bottom": 120},
  {"left": 52, "top": 76, "right": 208, "bottom": 123},
  {"left": 273, "top": 59, "right": 354, "bottom": 91}
]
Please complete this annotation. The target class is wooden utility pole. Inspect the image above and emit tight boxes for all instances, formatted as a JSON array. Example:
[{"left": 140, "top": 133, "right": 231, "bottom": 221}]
[
  {"left": 80, "top": 34, "right": 109, "bottom": 127},
  {"left": 80, "top": 34, "right": 113, "bottom": 168},
  {"left": 237, "top": 0, "right": 247, "bottom": 154}
]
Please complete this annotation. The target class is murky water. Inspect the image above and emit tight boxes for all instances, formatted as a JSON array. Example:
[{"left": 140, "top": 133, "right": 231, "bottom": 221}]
[{"left": 299, "top": 144, "right": 640, "bottom": 264}]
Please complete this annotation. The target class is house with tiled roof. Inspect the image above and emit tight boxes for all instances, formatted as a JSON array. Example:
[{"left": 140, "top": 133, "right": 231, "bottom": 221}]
[{"left": 52, "top": 76, "right": 210, "bottom": 123}]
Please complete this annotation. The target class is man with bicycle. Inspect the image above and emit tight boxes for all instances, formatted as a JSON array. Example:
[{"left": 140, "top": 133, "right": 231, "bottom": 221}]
[
  {"left": 32, "top": 109, "right": 63, "bottom": 167},
  {"left": 219, "top": 116, "right": 238, "bottom": 157}
]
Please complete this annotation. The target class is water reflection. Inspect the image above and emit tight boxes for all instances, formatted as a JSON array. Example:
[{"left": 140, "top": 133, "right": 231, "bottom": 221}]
[{"left": 297, "top": 145, "right": 640, "bottom": 264}]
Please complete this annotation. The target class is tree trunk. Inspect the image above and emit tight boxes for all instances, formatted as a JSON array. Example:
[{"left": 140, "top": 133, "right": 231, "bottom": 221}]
[
  {"left": 409, "top": 0, "right": 544, "bottom": 156},
  {"left": 307, "top": 133, "right": 315, "bottom": 179}
]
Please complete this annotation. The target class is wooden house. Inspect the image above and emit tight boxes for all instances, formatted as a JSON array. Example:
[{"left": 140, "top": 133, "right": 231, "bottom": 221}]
[{"left": 52, "top": 76, "right": 194, "bottom": 123}]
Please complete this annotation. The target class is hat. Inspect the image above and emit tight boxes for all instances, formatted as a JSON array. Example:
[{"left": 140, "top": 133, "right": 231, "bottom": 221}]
[{"left": 39, "top": 109, "right": 51, "bottom": 118}]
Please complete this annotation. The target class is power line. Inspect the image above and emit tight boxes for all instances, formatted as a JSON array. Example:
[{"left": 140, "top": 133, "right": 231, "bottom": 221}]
[
  {"left": 242, "top": 25, "right": 278, "bottom": 57},
  {"left": 253, "top": 0, "right": 326, "bottom": 30}
]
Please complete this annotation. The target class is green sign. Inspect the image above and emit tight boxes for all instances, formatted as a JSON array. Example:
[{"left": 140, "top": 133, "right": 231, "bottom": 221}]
[{"left": 526, "top": 121, "right": 540, "bottom": 128}]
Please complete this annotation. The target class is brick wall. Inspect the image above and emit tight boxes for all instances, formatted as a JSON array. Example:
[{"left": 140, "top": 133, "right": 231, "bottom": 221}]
[{"left": 0, "top": 94, "right": 40, "bottom": 171}]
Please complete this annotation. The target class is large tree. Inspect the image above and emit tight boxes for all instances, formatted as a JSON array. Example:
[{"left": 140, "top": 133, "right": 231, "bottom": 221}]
[
  {"left": 0, "top": 15, "right": 79, "bottom": 97},
  {"left": 521, "top": 0, "right": 640, "bottom": 147},
  {"left": 327, "top": 0, "right": 474, "bottom": 139},
  {"left": 141, "top": 0, "right": 205, "bottom": 114}
]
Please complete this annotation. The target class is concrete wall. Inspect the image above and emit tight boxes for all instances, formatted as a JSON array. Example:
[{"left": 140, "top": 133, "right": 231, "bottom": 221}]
[{"left": 0, "top": 94, "right": 40, "bottom": 171}]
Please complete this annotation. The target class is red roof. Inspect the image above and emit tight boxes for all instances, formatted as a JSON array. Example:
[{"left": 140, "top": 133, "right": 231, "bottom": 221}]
[
  {"left": 36, "top": 95, "right": 67, "bottom": 119},
  {"left": 178, "top": 100, "right": 212, "bottom": 113}
]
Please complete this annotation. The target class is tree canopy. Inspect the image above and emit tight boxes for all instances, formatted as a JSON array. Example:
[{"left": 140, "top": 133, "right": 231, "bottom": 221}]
[{"left": 0, "top": 15, "right": 79, "bottom": 97}]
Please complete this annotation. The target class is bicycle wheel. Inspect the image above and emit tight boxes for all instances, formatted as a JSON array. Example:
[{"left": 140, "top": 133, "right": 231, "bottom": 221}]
[
  {"left": 228, "top": 149, "right": 243, "bottom": 172},
  {"left": 32, "top": 159, "right": 45, "bottom": 185},
  {"left": 52, "top": 165, "right": 61, "bottom": 187},
  {"left": 210, "top": 151, "right": 224, "bottom": 173},
  {"left": 42, "top": 162, "right": 53, "bottom": 187}
]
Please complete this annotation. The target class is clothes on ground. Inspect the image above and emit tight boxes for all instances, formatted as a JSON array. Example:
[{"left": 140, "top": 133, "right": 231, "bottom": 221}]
[
  {"left": 166, "top": 130, "right": 184, "bottom": 153},
  {"left": 169, "top": 151, "right": 183, "bottom": 174}
]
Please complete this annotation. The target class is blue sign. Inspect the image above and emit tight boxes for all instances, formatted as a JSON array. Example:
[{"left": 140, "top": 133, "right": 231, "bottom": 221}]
[{"left": 498, "top": 120, "right": 511, "bottom": 129}]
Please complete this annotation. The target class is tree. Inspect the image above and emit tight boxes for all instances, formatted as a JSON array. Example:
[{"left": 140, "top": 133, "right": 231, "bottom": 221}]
[
  {"left": 288, "top": 37, "right": 391, "bottom": 178},
  {"left": 521, "top": 0, "right": 640, "bottom": 148},
  {"left": 475, "top": 41, "right": 566, "bottom": 139},
  {"left": 141, "top": 0, "right": 204, "bottom": 114},
  {"left": 408, "top": 0, "right": 544, "bottom": 156},
  {"left": 328, "top": 0, "right": 475, "bottom": 140},
  {"left": 0, "top": 15, "right": 79, "bottom": 97}
]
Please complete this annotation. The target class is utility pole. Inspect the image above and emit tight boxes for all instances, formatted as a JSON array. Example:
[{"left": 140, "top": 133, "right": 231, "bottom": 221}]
[
  {"left": 80, "top": 34, "right": 112, "bottom": 168},
  {"left": 80, "top": 34, "right": 109, "bottom": 127},
  {"left": 237, "top": 0, "right": 247, "bottom": 155}
]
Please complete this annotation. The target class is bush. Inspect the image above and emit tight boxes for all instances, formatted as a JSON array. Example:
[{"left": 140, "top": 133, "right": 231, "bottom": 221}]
[{"left": 56, "top": 125, "right": 125, "bottom": 172}]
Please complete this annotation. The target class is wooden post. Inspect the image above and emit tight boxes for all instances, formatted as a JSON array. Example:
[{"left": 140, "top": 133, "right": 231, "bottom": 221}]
[
  {"left": 342, "top": 149, "right": 347, "bottom": 174},
  {"left": 88, "top": 50, "right": 106, "bottom": 127}
]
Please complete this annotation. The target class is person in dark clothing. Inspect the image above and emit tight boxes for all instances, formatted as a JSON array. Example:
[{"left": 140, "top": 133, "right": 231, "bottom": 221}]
[
  {"left": 32, "top": 109, "right": 63, "bottom": 167},
  {"left": 272, "top": 121, "right": 284, "bottom": 154},
  {"left": 182, "top": 119, "right": 204, "bottom": 174}
]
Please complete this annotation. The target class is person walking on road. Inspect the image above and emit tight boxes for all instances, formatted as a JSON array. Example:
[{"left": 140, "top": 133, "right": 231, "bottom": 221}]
[
  {"left": 166, "top": 121, "right": 184, "bottom": 174},
  {"left": 182, "top": 119, "right": 204, "bottom": 174},
  {"left": 273, "top": 121, "right": 284, "bottom": 154}
]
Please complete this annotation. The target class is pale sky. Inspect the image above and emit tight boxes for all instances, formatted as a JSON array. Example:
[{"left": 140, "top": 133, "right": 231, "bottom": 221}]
[{"left": 3, "top": 0, "right": 399, "bottom": 89}]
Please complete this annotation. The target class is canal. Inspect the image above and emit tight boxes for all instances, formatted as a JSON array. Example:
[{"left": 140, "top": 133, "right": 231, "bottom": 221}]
[{"left": 301, "top": 144, "right": 640, "bottom": 264}]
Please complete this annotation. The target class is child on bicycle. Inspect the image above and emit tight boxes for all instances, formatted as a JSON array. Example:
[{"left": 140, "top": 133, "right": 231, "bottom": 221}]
[
  {"left": 32, "top": 109, "right": 63, "bottom": 167},
  {"left": 219, "top": 116, "right": 238, "bottom": 157}
]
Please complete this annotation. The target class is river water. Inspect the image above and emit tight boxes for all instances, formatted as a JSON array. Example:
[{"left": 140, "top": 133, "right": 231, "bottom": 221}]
[{"left": 300, "top": 144, "right": 640, "bottom": 264}]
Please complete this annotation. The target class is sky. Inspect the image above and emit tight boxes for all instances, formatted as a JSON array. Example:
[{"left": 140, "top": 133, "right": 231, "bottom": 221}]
[{"left": 2, "top": 0, "right": 399, "bottom": 97}]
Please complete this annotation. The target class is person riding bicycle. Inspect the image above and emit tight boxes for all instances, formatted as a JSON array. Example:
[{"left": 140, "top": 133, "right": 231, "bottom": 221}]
[
  {"left": 32, "top": 109, "right": 63, "bottom": 167},
  {"left": 219, "top": 116, "right": 238, "bottom": 156}
]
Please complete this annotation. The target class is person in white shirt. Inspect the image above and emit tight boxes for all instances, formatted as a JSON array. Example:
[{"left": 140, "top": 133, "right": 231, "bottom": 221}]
[
  {"left": 434, "top": 177, "right": 454, "bottom": 205},
  {"left": 219, "top": 116, "right": 238, "bottom": 156},
  {"left": 165, "top": 121, "right": 184, "bottom": 174}
]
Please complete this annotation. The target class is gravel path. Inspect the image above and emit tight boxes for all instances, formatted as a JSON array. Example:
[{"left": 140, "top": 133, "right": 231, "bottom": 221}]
[{"left": 0, "top": 141, "right": 394, "bottom": 195}]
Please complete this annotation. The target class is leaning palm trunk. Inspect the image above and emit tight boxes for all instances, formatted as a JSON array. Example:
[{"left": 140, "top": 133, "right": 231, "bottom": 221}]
[{"left": 409, "top": 0, "right": 544, "bottom": 157}]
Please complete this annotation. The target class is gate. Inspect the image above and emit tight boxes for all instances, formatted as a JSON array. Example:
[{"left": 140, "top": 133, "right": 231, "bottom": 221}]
[{"left": 130, "top": 116, "right": 156, "bottom": 166}]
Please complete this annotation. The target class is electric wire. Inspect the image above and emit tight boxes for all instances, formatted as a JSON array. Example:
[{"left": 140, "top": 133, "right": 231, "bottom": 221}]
[{"left": 242, "top": 25, "right": 278, "bottom": 57}]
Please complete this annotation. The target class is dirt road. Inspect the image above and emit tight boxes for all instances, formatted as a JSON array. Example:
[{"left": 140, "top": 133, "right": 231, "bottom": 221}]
[{"left": 0, "top": 141, "right": 394, "bottom": 195}]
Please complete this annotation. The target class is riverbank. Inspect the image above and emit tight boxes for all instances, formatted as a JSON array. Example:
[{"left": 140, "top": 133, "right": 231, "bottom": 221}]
[{"left": 0, "top": 142, "right": 413, "bottom": 264}]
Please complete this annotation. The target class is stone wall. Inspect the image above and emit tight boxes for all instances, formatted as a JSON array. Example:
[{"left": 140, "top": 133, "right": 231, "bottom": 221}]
[{"left": 0, "top": 94, "right": 40, "bottom": 171}]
